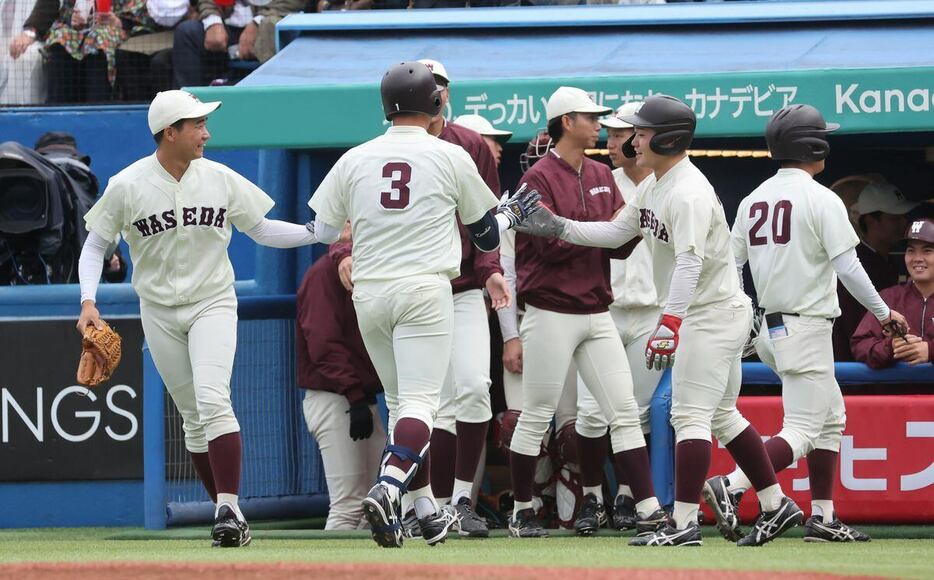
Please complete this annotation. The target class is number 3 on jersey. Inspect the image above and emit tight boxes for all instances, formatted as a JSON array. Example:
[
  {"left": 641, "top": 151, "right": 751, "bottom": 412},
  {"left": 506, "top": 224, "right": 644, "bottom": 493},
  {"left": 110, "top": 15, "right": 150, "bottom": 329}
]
[
  {"left": 381, "top": 162, "right": 412, "bottom": 210},
  {"left": 749, "top": 200, "right": 793, "bottom": 246}
]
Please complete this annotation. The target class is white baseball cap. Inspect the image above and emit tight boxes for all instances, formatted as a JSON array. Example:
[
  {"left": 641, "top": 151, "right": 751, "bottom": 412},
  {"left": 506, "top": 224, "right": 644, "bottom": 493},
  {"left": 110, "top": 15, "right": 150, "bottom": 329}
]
[
  {"left": 855, "top": 182, "right": 919, "bottom": 215},
  {"left": 417, "top": 59, "right": 449, "bottom": 84},
  {"left": 453, "top": 114, "right": 512, "bottom": 143},
  {"left": 148, "top": 90, "right": 222, "bottom": 135},
  {"left": 600, "top": 101, "right": 643, "bottom": 129},
  {"left": 546, "top": 87, "right": 612, "bottom": 122}
]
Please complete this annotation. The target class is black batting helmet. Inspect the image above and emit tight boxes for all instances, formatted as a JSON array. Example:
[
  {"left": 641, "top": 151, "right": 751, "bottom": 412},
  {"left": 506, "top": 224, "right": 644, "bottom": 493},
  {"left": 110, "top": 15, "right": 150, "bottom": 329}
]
[
  {"left": 619, "top": 95, "right": 696, "bottom": 158},
  {"left": 765, "top": 104, "right": 839, "bottom": 162},
  {"left": 380, "top": 61, "right": 443, "bottom": 121}
]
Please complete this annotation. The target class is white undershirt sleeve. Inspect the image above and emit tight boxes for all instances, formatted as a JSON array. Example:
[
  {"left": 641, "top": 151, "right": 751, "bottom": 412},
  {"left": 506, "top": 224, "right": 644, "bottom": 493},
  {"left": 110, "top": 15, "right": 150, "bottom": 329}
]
[
  {"left": 496, "top": 253, "right": 520, "bottom": 341},
  {"left": 78, "top": 231, "right": 110, "bottom": 304},
  {"left": 663, "top": 251, "right": 703, "bottom": 318},
  {"left": 245, "top": 217, "right": 336, "bottom": 248},
  {"left": 561, "top": 216, "right": 641, "bottom": 249},
  {"left": 736, "top": 255, "right": 746, "bottom": 293},
  {"left": 832, "top": 247, "right": 890, "bottom": 321}
]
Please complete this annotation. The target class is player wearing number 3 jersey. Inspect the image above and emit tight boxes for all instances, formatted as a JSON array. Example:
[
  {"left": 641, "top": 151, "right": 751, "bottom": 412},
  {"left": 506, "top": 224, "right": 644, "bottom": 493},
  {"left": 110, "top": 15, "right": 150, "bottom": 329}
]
[
  {"left": 308, "top": 61, "right": 540, "bottom": 549},
  {"left": 705, "top": 104, "right": 906, "bottom": 544}
]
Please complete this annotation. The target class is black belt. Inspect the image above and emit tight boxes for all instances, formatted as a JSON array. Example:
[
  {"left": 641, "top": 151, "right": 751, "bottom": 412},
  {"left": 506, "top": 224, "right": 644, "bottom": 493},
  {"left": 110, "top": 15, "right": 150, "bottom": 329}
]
[{"left": 765, "top": 312, "right": 834, "bottom": 329}]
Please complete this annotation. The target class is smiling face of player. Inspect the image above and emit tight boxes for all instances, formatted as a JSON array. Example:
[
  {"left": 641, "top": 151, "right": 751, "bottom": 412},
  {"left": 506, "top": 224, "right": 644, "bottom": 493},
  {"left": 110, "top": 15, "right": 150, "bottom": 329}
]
[
  {"left": 905, "top": 240, "right": 934, "bottom": 290},
  {"left": 166, "top": 116, "right": 210, "bottom": 162},
  {"left": 631, "top": 127, "right": 686, "bottom": 178},
  {"left": 606, "top": 127, "right": 634, "bottom": 169}
]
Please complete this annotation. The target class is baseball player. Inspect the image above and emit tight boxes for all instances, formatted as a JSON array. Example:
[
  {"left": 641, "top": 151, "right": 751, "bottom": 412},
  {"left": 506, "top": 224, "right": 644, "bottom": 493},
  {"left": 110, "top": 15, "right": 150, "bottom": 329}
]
[
  {"left": 77, "top": 90, "right": 324, "bottom": 548},
  {"left": 508, "top": 86, "right": 665, "bottom": 539},
  {"left": 574, "top": 101, "right": 662, "bottom": 531},
  {"left": 307, "top": 61, "right": 539, "bottom": 549},
  {"left": 417, "top": 58, "right": 508, "bottom": 538},
  {"left": 517, "top": 94, "right": 802, "bottom": 547},
  {"left": 453, "top": 114, "right": 513, "bottom": 167},
  {"left": 497, "top": 131, "right": 582, "bottom": 529},
  {"left": 703, "top": 104, "right": 907, "bottom": 544},
  {"left": 296, "top": 239, "right": 387, "bottom": 531}
]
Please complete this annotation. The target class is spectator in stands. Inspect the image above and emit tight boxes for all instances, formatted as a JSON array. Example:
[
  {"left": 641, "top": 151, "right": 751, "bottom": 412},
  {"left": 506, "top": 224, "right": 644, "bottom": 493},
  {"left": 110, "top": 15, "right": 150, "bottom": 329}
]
[
  {"left": 3, "top": 0, "right": 47, "bottom": 104},
  {"left": 172, "top": 0, "right": 303, "bottom": 88},
  {"left": 113, "top": 0, "right": 197, "bottom": 101},
  {"left": 296, "top": 237, "right": 386, "bottom": 531},
  {"left": 851, "top": 218, "right": 934, "bottom": 368},
  {"left": 316, "top": 0, "right": 374, "bottom": 9},
  {"left": 833, "top": 181, "right": 917, "bottom": 360},
  {"left": 14, "top": 0, "right": 174, "bottom": 103}
]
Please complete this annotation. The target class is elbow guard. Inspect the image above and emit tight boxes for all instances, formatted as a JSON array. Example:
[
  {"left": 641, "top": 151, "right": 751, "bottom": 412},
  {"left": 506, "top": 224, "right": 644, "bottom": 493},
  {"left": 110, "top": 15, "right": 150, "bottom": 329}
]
[{"left": 466, "top": 212, "right": 501, "bottom": 252}]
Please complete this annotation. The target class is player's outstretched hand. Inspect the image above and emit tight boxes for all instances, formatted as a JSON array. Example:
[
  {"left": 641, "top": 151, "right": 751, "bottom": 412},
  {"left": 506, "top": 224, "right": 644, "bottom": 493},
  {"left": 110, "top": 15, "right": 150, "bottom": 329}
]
[
  {"left": 486, "top": 272, "right": 512, "bottom": 311},
  {"left": 513, "top": 203, "right": 567, "bottom": 239},
  {"left": 497, "top": 183, "right": 542, "bottom": 229},
  {"left": 76, "top": 300, "right": 105, "bottom": 335},
  {"left": 646, "top": 314, "right": 682, "bottom": 370},
  {"left": 881, "top": 309, "right": 909, "bottom": 339}
]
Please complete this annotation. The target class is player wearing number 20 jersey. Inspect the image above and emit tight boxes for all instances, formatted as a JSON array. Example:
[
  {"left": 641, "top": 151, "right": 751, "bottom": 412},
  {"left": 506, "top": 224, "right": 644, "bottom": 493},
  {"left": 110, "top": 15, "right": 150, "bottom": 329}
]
[{"left": 707, "top": 105, "right": 903, "bottom": 544}]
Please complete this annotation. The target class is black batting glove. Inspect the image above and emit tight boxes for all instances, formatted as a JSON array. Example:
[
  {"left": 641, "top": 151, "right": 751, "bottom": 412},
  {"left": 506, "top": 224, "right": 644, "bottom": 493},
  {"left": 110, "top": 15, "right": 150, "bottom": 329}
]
[{"left": 347, "top": 400, "right": 374, "bottom": 441}]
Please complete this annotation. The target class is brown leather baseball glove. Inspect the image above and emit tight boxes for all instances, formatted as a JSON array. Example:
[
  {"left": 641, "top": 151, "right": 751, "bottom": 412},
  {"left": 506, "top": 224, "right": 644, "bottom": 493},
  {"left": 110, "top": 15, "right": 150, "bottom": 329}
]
[{"left": 77, "top": 322, "right": 122, "bottom": 387}]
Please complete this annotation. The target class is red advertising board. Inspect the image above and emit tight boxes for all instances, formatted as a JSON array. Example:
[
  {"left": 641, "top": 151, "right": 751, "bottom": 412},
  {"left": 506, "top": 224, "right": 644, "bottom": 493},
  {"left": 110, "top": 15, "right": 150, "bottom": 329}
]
[{"left": 704, "top": 395, "right": 934, "bottom": 524}]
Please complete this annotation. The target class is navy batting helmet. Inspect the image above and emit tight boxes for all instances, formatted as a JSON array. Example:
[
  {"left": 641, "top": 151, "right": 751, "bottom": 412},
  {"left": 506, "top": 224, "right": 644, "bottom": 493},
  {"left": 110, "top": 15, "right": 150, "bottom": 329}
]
[
  {"left": 380, "top": 61, "right": 443, "bottom": 121},
  {"left": 765, "top": 104, "right": 839, "bottom": 162},
  {"left": 619, "top": 95, "right": 696, "bottom": 158}
]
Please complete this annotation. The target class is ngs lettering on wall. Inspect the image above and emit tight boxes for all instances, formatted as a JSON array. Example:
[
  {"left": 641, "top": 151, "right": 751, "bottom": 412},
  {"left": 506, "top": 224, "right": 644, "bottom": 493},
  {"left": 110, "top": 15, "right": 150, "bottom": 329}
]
[{"left": 0, "top": 319, "right": 143, "bottom": 480}]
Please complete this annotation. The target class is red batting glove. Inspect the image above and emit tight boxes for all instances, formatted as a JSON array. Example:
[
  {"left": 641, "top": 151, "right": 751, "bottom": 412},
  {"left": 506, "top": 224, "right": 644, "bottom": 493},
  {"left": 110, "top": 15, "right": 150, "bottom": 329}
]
[{"left": 645, "top": 314, "right": 683, "bottom": 370}]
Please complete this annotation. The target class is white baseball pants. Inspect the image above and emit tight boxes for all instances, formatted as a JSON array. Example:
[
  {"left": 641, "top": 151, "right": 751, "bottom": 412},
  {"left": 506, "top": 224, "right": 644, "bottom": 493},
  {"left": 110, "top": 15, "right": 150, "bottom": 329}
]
[
  {"left": 435, "top": 289, "right": 493, "bottom": 434},
  {"left": 670, "top": 296, "right": 753, "bottom": 444},
  {"left": 510, "top": 306, "right": 645, "bottom": 457},
  {"left": 577, "top": 305, "right": 663, "bottom": 437},
  {"left": 140, "top": 287, "right": 239, "bottom": 454},
  {"left": 755, "top": 315, "right": 846, "bottom": 458},
  {"left": 302, "top": 390, "right": 386, "bottom": 530},
  {"left": 352, "top": 274, "right": 453, "bottom": 432}
]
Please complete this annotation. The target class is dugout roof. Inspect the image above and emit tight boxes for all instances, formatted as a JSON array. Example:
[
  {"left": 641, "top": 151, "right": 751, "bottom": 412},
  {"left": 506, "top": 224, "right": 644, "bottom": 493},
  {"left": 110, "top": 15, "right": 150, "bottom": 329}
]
[{"left": 190, "top": 1, "right": 934, "bottom": 149}]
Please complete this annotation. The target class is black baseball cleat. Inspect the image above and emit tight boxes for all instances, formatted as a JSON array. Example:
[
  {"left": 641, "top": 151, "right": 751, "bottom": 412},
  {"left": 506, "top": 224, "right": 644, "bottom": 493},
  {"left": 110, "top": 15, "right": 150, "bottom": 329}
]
[
  {"left": 362, "top": 483, "right": 404, "bottom": 548},
  {"left": 634, "top": 507, "right": 669, "bottom": 536},
  {"left": 418, "top": 505, "right": 458, "bottom": 546},
  {"left": 703, "top": 475, "right": 746, "bottom": 541},
  {"left": 454, "top": 497, "right": 490, "bottom": 538},
  {"left": 629, "top": 521, "right": 702, "bottom": 547},
  {"left": 574, "top": 494, "right": 607, "bottom": 536},
  {"left": 401, "top": 508, "right": 421, "bottom": 538},
  {"left": 737, "top": 496, "right": 803, "bottom": 547},
  {"left": 612, "top": 495, "right": 638, "bottom": 531},
  {"left": 803, "top": 516, "right": 871, "bottom": 543},
  {"left": 211, "top": 504, "right": 251, "bottom": 548},
  {"left": 508, "top": 507, "right": 549, "bottom": 538}
]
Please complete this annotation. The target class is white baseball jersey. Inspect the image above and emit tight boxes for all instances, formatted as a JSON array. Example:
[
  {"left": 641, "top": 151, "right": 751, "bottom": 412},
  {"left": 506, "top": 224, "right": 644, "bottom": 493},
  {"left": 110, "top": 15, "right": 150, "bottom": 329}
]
[
  {"left": 309, "top": 126, "right": 499, "bottom": 284},
  {"left": 610, "top": 168, "right": 660, "bottom": 310},
  {"left": 84, "top": 153, "right": 274, "bottom": 306},
  {"left": 732, "top": 168, "right": 859, "bottom": 318},
  {"left": 617, "top": 157, "right": 740, "bottom": 310}
]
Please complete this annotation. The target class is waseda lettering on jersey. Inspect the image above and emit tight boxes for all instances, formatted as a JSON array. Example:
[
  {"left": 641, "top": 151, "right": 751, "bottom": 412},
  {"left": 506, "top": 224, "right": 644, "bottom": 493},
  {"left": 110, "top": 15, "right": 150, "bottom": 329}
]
[
  {"left": 639, "top": 208, "right": 670, "bottom": 243},
  {"left": 132, "top": 207, "right": 227, "bottom": 237},
  {"left": 589, "top": 186, "right": 611, "bottom": 196}
]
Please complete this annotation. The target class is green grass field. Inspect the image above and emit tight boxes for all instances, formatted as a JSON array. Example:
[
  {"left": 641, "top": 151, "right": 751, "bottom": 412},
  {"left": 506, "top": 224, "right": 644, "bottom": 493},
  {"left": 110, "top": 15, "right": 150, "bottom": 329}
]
[{"left": 0, "top": 525, "right": 930, "bottom": 578}]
